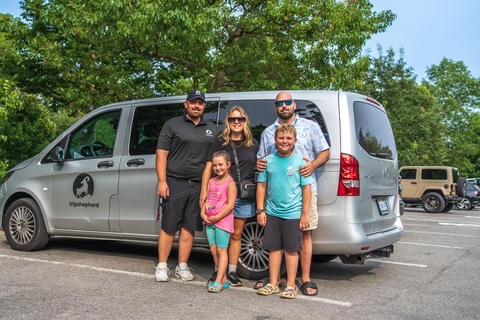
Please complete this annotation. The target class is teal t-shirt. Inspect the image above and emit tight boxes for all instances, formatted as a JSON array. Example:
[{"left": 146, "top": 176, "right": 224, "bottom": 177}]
[{"left": 257, "top": 153, "right": 314, "bottom": 219}]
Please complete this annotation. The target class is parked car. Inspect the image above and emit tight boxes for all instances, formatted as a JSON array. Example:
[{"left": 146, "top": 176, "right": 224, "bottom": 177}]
[
  {"left": 0, "top": 90, "right": 404, "bottom": 279},
  {"left": 399, "top": 166, "right": 467, "bottom": 213},
  {"left": 456, "top": 181, "right": 480, "bottom": 210}
]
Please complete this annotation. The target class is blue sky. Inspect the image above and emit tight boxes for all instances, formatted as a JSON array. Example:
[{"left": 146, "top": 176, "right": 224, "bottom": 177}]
[
  {"left": 1, "top": 0, "right": 479, "bottom": 81},
  {"left": 366, "top": 0, "right": 480, "bottom": 81}
]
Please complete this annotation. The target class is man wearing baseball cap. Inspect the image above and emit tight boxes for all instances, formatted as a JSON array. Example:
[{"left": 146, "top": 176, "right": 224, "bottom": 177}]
[{"left": 155, "top": 89, "right": 218, "bottom": 282}]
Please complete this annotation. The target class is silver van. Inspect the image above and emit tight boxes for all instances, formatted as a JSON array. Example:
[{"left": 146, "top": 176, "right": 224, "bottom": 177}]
[{"left": 0, "top": 90, "right": 403, "bottom": 279}]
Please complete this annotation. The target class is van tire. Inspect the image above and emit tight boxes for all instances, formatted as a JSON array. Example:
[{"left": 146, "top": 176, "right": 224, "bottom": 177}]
[
  {"left": 4, "top": 198, "right": 50, "bottom": 251},
  {"left": 236, "top": 219, "right": 286, "bottom": 280},
  {"left": 421, "top": 192, "right": 445, "bottom": 213}
]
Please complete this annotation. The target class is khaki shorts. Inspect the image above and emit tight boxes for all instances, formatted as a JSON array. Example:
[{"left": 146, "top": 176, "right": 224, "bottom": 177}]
[{"left": 304, "top": 192, "right": 318, "bottom": 231}]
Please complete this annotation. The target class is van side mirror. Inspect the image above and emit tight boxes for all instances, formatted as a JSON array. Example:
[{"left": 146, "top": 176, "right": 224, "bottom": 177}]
[{"left": 51, "top": 146, "right": 65, "bottom": 162}]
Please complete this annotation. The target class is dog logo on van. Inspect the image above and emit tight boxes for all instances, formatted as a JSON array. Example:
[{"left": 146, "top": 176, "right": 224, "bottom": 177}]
[{"left": 73, "top": 173, "right": 94, "bottom": 199}]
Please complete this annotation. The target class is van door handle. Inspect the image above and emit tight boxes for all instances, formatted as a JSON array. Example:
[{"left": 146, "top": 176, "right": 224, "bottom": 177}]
[
  {"left": 97, "top": 160, "right": 114, "bottom": 168},
  {"left": 411, "top": 182, "right": 417, "bottom": 185},
  {"left": 126, "top": 158, "right": 145, "bottom": 167}
]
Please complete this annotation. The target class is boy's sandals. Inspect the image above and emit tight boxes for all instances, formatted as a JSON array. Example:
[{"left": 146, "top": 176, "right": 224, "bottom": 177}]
[
  {"left": 207, "top": 281, "right": 222, "bottom": 293},
  {"left": 281, "top": 286, "right": 298, "bottom": 299},
  {"left": 257, "top": 283, "right": 280, "bottom": 296}
]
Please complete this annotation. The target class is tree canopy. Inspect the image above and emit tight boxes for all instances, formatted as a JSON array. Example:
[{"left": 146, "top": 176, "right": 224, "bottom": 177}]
[{"left": 2, "top": 0, "right": 395, "bottom": 112}]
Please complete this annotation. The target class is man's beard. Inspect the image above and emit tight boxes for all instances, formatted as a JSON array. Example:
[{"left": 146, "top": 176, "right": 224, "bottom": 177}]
[{"left": 277, "top": 109, "right": 294, "bottom": 120}]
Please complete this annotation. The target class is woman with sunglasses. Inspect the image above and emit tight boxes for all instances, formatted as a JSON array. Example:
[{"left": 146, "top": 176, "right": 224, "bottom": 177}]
[{"left": 201, "top": 106, "right": 259, "bottom": 287}]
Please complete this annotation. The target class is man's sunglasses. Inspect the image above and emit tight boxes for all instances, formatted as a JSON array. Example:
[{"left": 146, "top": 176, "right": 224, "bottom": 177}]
[
  {"left": 228, "top": 117, "right": 246, "bottom": 123},
  {"left": 274, "top": 99, "right": 293, "bottom": 107}
]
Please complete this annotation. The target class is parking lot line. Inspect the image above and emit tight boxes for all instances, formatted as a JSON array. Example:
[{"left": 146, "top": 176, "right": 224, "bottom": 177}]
[
  {"left": 0, "top": 253, "right": 352, "bottom": 307},
  {"left": 397, "top": 241, "right": 462, "bottom": 249},
  {"left": 404, "top": 230, "right": 478, "bottom": 238},
  {"left": 438, "top": 222, "right": 480, "bottom": 228},
  {"left": 367, "top": 260, "right": 428, "bottom": 268}
]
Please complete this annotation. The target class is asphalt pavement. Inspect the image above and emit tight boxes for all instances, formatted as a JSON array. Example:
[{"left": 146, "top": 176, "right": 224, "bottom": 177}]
[{"left": 1, "top": 207, "right": 480, "bottom": 319}]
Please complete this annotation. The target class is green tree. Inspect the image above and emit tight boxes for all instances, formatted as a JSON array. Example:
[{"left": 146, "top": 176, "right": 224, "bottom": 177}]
[
  {"left": 0, "top": 81, "right": 58, "bottom": 177},
  {"left": 358, "top": 47, "right": 448, "bottom": 167},
  {"left": 423, "top": 58, "right": 480, "bottom": 176},
  {"left": 2, "top": 0, "right": 395, "bottom": 113}
]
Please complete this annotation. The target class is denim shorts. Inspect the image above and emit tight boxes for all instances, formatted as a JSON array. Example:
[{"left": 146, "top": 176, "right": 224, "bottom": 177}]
[{"left": 234, "top": 198, "right": 255, "bottom": 218}]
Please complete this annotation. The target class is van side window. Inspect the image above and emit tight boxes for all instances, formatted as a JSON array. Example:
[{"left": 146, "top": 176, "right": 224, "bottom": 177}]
[
  {"left": 400, "top": 169, "right": 417, "bottom": 179},
  {"left": 129, "top": 102, "right": 218, "bottom": 155},
  {"left": 65, "top": 111, "right": 121, "bottom": 159},
  {"left": 354, "top": 102, "right": 397, "bottom": 160},
  {"left": 296, "top": 101, "right": 330, "bottom": 147},
  {"left": 217, "top": 100, "right": 329, "bottom": 145},
  {"left": 421, "top": 169, "right": 447, "bottom": 180}
]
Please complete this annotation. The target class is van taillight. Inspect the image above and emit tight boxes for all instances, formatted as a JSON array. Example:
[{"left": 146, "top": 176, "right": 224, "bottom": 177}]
[{"left": 338, "top": 153, "right": 360, "bottom": 196}]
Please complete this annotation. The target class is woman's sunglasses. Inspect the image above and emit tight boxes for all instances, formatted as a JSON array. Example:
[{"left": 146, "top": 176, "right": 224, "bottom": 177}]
[
  {"left": 228, "top": 117, "right": 246, "bottom": 123},
  {"left": 274, "top": 99, "right": 293, "bottom": 107}
]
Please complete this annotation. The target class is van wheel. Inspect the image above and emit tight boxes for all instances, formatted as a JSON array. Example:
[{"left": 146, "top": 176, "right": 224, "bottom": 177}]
[
  {"left": 456, "top": 197, "right": 471, "bottom": 210},
  {"left": 421, "top": 192, "right": 445, "bottom": 213},
  {"left": 236, "top": 219, "right": 286, "bottom": 280},
  {"left": 441, "top": 203, "right": 454, "bottom": 213},
  {"left": 4, "top": 198, "right": 50, "bottom": 251}
]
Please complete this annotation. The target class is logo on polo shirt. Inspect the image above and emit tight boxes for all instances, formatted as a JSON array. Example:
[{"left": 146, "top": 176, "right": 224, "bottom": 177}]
[{"left": 206, "top": 129, "right": 214, "bottom": 137}]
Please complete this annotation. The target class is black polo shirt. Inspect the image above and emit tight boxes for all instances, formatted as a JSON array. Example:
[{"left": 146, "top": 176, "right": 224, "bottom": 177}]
[{"left": 157, "top": 115, "right": 218, "bottom": 181}]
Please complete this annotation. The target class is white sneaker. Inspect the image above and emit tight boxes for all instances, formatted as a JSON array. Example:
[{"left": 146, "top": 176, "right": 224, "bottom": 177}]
[
  {"left": 155, "top": 264, "right": 170, "bottom": 282},
  {"left": 175, "top": 265, "right": 194, "bottom": 281}
]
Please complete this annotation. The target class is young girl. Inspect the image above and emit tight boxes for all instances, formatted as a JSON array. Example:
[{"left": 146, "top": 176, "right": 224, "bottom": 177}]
[{"left": 200, "top": 150, "right": 237, "bottom": 293}]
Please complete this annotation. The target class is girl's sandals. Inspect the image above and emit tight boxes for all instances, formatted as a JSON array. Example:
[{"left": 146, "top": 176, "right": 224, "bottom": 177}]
[
  {"left": 207, "top": 281, "right": 222, "bottom": 293},
  {"left": 280, "top": 286, "right": 298, "bottom": 299},
  {"left": 257, "top": 283, "right": 280, "bottom": 296}
]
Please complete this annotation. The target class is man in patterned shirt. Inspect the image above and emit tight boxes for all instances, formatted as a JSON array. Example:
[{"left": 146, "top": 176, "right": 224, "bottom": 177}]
[{"left": 256, "top": 91, "right": 330, "bottom": 296}]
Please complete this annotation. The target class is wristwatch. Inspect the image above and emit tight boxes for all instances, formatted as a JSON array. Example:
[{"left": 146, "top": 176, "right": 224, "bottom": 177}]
[{"left": 256, "top": 208, "right": 265, "bottom": 215}]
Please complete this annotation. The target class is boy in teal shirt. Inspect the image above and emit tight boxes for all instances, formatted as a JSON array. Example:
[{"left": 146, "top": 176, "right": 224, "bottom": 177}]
[{"left": 256, "top": 124, "right": 312, "bottom": 299}]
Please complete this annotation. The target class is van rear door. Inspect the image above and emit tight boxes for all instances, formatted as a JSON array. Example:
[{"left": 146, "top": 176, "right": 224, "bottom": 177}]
[{"left": 350, "top": 98, "right": 399, "bottom": 234}]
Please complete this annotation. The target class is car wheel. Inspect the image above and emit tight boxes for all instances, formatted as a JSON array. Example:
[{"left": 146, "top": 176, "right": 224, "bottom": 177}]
[
  {"left": 441, "top": 203, "right": 454, "bottom": 213},
  {"left": 457, "top": 197, "right": 472, "bottom": 210},
  {"left": 421, "top": 192, "right": 445, "bottom": 213},
  {"left": 456, "top": 177, "right": 467, "bottom": 198},
  {"left": 236, "top": 219, "right": 285, "bottom": 280},
  {"left": 4, "top": 198, "right": 50, "bottom": 251}
]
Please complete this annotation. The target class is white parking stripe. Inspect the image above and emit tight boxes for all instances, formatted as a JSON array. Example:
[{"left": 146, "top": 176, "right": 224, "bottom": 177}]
[
  {"left": 367, "top": 260, "right": 428, "bottom": 268},
  {"left": 439, "top": 223, "right": 480, "bottom": 228},
  {"left": 0, "top": 254, "right": 352, "bottom": 307},
  {"left": 398, "top": 241, "right": 462, "bottom": 249},
  {"left": 404, "top": 230, "right": 478, "bottom": 238}
]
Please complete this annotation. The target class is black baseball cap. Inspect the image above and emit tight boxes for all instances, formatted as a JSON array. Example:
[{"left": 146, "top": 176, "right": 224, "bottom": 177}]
[{"left": 186, "top": 89, "right": 205, "bottom": 102}]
